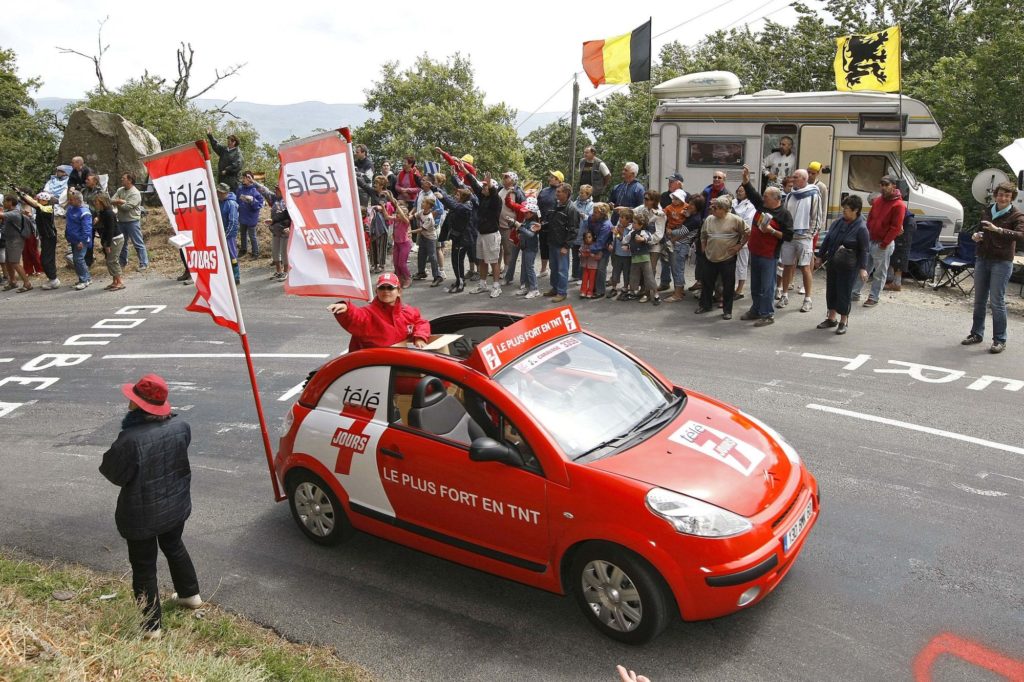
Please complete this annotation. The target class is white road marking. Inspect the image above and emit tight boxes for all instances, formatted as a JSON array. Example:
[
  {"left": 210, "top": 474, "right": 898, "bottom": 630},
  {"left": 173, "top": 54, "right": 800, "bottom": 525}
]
[
  {"left": 977, "top": 471, "right": 1024, "bottom": 485},
  {"left": 807, "top": 404, "right": 1024, "bottom": 456},
  {"left": 0, "top": 358, "right": 13, "bottom": 363},
  {"left": 951, "top": 483, "right": 1008, "bottom": 497},
  {"left": 278, "top": 382, "right": 305, "bottom": 402},
  {"left": 101, "top": 353, "right": 329, "bottom": 359},
  {"left": 193, "top": 464, "right": 240, "bottom": 475}
]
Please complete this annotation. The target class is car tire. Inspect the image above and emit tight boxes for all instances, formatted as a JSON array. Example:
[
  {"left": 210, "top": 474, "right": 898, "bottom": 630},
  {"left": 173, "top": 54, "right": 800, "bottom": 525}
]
[
  {"left": 569, "top": 542, "right": 673, "bottom": 644},
  {"left": 287, "top": 470, "right": 354, "bottom": 546}
]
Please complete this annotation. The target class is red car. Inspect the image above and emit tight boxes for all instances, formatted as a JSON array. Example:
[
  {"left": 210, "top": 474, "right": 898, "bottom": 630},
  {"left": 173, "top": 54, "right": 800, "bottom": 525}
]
[{"left": 275, "top": 307, "right": 819, "bottom": 643}]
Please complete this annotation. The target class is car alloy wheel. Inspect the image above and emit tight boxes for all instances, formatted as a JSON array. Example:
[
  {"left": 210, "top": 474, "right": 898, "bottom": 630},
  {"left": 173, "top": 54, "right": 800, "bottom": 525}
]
[
  {"left": 294, "top": 481, "right": 336, "bottom": 538},
  {"left": 287, "top": 471, "right": 353, "bottom": 546},
  {"left": 581, "top": 559, "right": 643, "bottom": 633}
]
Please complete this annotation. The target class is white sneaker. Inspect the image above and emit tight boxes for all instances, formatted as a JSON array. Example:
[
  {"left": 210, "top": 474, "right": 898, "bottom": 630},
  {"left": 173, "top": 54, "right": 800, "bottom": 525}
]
[
  {"left": 517, "top": 284, "right": 527, "bottom": 292},
  {"left": 774, "top": 287, "right": 782, "bottom": 300},
  {"left": 74, "top": 281, "right": 91, "bottom": 290},
  {"left": 778, "top": 294, "right": 789, "bottom": 308},
  {"left": 800, "top": 298, "right": 812, "bottom": 313},
  {"left": 787, "top": 283, "right": 795, "bottom": 291},
  {"left": 470, "top": 282, "right": 487, "bottom": 294},
  {"left": 170, "top": 592, "right": 203, "bottom": 609},
  {"left": 798, "top": 285, "right": 806, "bottom": 295},
  {"left": 525, "top": 289, "right": 541, "bottom": 299},
  {"left": 41, "top": 278, "right": 60, "bottom": 290},
  {"left": 489, "top": 285, "right": 502, "bottom": 298},
  {"left": 538, "top": 269, "right": 549, "bottom": 278}
]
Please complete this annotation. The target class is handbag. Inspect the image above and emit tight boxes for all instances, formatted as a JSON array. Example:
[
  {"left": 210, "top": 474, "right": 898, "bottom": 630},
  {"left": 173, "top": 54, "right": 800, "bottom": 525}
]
[{"left": 832, "top": 245, "right": 857, "bottom": 269}]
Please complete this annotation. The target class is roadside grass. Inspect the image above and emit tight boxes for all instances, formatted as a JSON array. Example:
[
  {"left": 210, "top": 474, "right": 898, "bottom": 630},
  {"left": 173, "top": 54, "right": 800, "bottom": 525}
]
[{"left": 0, "top": 550, "right": 370, "bottom": 681}]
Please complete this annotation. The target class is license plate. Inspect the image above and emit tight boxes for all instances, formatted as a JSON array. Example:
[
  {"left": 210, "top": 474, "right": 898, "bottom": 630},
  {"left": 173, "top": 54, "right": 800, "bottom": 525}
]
[{"left": 782, "top": 499, "right": 814, "bottom": 552}]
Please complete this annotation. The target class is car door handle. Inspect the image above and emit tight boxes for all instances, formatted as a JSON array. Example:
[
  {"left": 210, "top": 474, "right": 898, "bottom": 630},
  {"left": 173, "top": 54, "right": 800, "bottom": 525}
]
[{"left": 380, "top": 447, "right": 404, "bottom": 460}]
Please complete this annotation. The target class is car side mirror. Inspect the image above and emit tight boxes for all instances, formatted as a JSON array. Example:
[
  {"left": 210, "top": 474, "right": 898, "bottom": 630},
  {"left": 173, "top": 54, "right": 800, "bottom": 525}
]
[{"left": 469, "top": 437, "right": 524, "bottom": 467}]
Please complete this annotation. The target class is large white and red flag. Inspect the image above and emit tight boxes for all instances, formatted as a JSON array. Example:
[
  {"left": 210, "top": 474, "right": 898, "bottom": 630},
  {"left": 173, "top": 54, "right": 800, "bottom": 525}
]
[
  {"left": 144, "top": 142, "right": 242, "bottom": 333},
  {"left": 278, "top": 129, "right": 372, "bottom": 300}
]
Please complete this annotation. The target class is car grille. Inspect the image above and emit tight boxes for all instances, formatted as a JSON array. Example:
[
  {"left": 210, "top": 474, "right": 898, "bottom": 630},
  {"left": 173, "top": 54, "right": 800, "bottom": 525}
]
[{"left": 771, "top": 486, "right": 804, "bottom": 530}]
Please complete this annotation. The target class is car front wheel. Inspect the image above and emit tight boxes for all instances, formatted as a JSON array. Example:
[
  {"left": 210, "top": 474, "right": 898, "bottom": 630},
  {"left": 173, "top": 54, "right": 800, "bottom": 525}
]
[
  {"left": 287, "top": 470, "right": 353, "bottom": 546},
  {"left": 570, "top": 542, "right": 673, "bottom": 644}
]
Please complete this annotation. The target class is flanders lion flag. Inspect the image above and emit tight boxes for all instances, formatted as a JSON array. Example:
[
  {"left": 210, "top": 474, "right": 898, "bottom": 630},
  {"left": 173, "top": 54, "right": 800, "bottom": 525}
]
[
  {"left": 582, "top": 20, "right": 652, "bottom": 88},
  {"left": 834, "top": 26, "right": 901, "bottom": 92}
]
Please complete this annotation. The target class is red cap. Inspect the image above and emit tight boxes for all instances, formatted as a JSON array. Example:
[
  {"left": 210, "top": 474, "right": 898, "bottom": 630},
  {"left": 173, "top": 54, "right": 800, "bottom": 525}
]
[
  {"left": 120, "top": 373, "right": 171, "bottom": 416},
  {"left": 376, "top": 272, "right": 401, "bottom": 288}
]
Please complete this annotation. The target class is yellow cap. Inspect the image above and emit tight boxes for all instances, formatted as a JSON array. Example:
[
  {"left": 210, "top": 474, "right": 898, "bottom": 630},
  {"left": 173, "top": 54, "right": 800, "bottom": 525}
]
[
  {"left": 808, "top": 161, "right": 822, "bottom": 172},
  {"left": 461, "top": 154, "right": 474, "bottom": 164},
  {"left": 549, "top": 170, "right": 565, "bottom": 182}
]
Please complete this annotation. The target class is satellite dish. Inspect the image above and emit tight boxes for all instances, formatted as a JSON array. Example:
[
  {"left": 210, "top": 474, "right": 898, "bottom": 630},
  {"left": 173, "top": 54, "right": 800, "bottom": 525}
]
[{"left": 971, "top": 168, "right": 1009, "bottom": 205}]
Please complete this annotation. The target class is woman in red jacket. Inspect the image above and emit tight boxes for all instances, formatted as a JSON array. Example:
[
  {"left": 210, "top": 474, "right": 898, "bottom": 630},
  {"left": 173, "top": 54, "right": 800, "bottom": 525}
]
[{"left": 327, "top": 272, "right": 431, "bottom": 352}]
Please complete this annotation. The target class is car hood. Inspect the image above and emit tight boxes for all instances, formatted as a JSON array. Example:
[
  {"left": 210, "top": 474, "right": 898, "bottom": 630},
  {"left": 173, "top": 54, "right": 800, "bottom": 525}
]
[{"left": 587, "top": 391, "right": 798, "bottom": 517}]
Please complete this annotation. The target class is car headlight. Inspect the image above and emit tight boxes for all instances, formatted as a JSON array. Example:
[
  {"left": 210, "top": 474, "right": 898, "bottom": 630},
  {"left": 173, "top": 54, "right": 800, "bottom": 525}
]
[{"left": 645, "top": 488, "right": 752, "bottom": 537}]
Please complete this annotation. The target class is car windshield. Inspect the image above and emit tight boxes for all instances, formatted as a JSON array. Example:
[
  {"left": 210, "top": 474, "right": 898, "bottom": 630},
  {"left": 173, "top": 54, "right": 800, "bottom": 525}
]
[{"left": 494, "top": 334, "right": 675, "bottom": 459}]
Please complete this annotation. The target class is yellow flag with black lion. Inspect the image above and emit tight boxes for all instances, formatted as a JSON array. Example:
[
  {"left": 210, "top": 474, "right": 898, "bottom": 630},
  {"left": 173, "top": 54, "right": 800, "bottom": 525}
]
[{"left": 834, "top": 26, "right": 901, "bottom": 92}]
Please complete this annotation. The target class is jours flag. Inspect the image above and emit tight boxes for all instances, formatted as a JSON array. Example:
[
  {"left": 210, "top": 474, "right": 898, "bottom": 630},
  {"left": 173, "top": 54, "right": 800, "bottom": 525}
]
[
  {"left": 143, "top": 142, "right": 241, "bottom": 333},
  {"left": 278, "top": 130, "right": 372, "bottom": 300},
  {"left": 834, "top": 26, "right": 901, "bottom": 93},
  {"left": 582, "top": 19, "right": 652, "bottom": 88}
]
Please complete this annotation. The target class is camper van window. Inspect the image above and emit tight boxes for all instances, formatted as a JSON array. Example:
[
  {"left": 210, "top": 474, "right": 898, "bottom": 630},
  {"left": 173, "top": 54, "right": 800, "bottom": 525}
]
[
  {"left": 848, "top": 155, "right": 887, "bottom": 192},
  {"left": 859, "top": 114, "right": 907, "bottom": 135},
  {"left": 687, "top": 139, "right": 745, "bottom": 167}
]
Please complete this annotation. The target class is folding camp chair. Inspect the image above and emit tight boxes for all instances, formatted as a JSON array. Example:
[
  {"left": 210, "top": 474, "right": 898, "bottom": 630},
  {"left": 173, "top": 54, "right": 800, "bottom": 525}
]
[
  {"left": 932, "top": 230, "right": 976, "bottom": 295},
  {"left": 906, "top": 220, "right": 945, "bottom": 285}
]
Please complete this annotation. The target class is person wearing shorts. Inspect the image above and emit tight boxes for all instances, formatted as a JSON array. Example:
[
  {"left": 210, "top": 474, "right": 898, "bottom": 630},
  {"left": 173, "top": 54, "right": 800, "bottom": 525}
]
[{"left": 780, "top": 169, "right": 821, "bottom": 312}]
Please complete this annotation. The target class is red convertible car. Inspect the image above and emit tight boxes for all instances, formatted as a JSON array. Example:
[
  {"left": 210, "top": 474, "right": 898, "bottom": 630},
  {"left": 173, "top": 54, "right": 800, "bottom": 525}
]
[{"left": 275, "top": 306, "right": 819, "bottom": 643}]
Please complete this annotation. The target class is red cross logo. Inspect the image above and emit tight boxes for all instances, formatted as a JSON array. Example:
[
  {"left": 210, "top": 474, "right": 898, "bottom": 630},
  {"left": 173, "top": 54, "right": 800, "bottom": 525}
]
[
  {"left": 291, "top": 190, "right": 353, "bottom": 280},
  {"left": 175, "top": 207, "right": 217, "bottom": 303},
  {"left": 331, "top": 403, "right": 374, "bottom": 475}
]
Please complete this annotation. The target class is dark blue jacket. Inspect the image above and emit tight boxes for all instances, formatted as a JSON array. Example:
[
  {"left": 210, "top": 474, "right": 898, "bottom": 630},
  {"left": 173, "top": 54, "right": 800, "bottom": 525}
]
[
  {"left": 537, "top": 185, "right": 559, "bottom": 225},
  {"left": 100, "top": 414, "right": 192, "bottom": 541},
  {"left": 236, "top": 183, "right": 265, "bottom": 225},
  {"left": 817, "top": 215, "right": 869, "bottom": 270},
  {"left": 518, "top": 219, "right": 540, "bottom": 252},
  {"left": 587, "top": 217, "right": 613, "bottom": 254},
  {"left": 437, "top": 190, "right": 476, "bottom": 248},
  {"left": 220, "top": 192, "right": 239, "bottom": 237},
  {"left": 65, "top": 204, "right": 93, "bottom": 244},
  {"left": 610, "top": 180, "right": 646, "bottom": 209}
]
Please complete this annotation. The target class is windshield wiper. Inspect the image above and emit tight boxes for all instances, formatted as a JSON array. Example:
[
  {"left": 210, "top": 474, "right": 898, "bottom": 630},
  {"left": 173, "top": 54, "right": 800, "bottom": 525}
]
[{"left": 573, "top": 394, "right": 683, "bottom": 461}]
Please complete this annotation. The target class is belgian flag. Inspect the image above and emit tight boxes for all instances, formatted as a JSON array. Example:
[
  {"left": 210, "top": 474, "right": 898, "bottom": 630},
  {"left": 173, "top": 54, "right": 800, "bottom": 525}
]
[{"left": 582, "top": 20, "right": 652, "bottom": 88}]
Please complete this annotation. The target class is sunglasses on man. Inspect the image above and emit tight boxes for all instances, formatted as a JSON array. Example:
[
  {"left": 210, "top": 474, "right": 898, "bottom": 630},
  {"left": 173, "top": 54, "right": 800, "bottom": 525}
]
[{"left": 377, "top": 285, "right": 398, "bottom": 291}]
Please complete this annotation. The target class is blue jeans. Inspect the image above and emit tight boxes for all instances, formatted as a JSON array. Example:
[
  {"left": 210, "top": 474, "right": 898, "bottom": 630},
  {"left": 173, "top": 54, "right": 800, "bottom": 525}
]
[
  {"left": 73, "top": 242, "right": 91, "bottom": 283},
  {"left": 118, "top": 220, "right": 148, "bottom": 267},
  {"left": 671, "top": 243, "right": 689, "bottom": 288},
  {"left": 971, "top": 256, "right": 1013, "bottom": 343},
  {"left": 239, "top": 223, "right": 259, "bottom": 256},
  {"left": 852, "top": 240, "right": 894, "bottom": 301},
  {"left": 548, "top": 244, "right": 569, "bottom": 295},
  {"left": 749, "top": 254, "right": 777, "bottom": 317},
  {"left": 504, "top": 244, "right": 519, "bottom": 284},
  {"left": 520, "top": 249, "right": 537, "bottom": 291},
  {"left": 594, "top": 251, "right": 611, "bottom": 296}
]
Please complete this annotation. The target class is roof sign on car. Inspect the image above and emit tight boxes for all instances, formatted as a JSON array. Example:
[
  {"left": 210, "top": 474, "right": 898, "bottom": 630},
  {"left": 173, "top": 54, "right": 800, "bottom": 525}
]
[{"left": 467, "top": 306, "right": 582, "bottom": 377}]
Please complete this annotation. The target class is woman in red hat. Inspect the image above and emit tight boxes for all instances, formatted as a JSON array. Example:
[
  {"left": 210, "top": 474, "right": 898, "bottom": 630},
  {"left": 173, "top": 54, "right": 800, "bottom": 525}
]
[
  {"left": 328, "top": 272, "right": 431, "bottom": 352},
  {"left": 100, "top": 374, "right": 202, "bottom": 639}
]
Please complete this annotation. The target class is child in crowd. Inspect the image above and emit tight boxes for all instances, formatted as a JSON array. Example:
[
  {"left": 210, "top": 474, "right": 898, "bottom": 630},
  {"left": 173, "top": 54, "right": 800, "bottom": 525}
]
[
  {"left": 585, "top": 202, "right": 613, "bottom": 298},
  {"left": 579, "top": 231, "right": 601, "bottom": 298},
  {"left": 267, "top": 188, "right": 291, "bottom": 282},
  {"left": 572, "top": 184, "right": 594, "bottom": 282},
  {"left": 607, "top": 207, "right": 634, "bottom": 298},
  {"left": 432, "top": 173, "right": 448, "bottom": 279},
  {"left": 626, "top": 208, "right": 661, "bottom": 305},
  {"left": 390, "top": 195, "right": 413, "bottom": 287},
  {"left": 515, "top": 197, "right": 542, "bottom": 299},
  {"left": 412, "top": 194, "right": 442, "bottom": 286}
]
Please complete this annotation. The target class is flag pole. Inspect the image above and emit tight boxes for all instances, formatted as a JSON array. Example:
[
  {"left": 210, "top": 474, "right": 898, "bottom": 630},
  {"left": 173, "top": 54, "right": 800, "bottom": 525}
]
[
  {"left": 199, "top": 142, "right": 285, "bottom": 503},
  {"left": 896, "top": 25, "right": 904, "bottom": 181},
  {"left": 568, "top": 74, "right": 580, "bottom": 187}
]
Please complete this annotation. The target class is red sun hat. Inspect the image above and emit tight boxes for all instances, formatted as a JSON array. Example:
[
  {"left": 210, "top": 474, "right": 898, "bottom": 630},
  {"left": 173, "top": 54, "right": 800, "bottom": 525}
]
[
  {"left": 376, "top": 272, "right": 401, "bottom": 289},
  {"left": 120, "top": 373, "right": 172, "bottom": 416}
]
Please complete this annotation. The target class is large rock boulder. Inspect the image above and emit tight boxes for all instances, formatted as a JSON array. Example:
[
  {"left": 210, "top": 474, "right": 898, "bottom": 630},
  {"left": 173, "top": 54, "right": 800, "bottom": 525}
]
[{"left": 57, "top": 108, "right": 161, "bottom": 184}]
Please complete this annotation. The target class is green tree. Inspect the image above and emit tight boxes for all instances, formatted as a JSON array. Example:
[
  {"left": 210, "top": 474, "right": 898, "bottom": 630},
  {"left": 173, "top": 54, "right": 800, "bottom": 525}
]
[
  {"left": 0, "top": 49, "right": 60, "bottom": 189},
  {"left": 354, "top": 54, "right": 525, "bottom": 180},
  {"left": 522, "top": 118, "right": 592, "bottom": 182}
]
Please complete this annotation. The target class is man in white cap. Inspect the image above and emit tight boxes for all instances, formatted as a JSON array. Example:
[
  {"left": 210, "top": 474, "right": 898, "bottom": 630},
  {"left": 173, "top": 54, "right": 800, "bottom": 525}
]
[{"left": 100, "top": 373, "right": 202, "bottom": 640}]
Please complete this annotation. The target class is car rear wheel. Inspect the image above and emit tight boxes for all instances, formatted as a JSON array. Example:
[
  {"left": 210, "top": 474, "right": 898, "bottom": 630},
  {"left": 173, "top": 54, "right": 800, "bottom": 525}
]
[
  {"left": 570, "top": 542, "right": 673, "bottom": 644},
  {"left": 287, "top": 470, "right": 353, "bottom": 546}
]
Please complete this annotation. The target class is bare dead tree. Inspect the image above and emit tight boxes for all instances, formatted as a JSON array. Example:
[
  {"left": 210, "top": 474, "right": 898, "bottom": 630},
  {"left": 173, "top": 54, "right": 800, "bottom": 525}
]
[
  {"left": 172, "top": 42, "right": 246, "bottom": 106},
  {"left": 56, "top": 16, "right": 111, "bottom": 93}
]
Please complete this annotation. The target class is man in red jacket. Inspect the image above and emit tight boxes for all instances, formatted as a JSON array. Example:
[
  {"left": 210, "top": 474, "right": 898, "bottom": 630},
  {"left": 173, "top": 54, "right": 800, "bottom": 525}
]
[
  {"left": 328, "top": 273, "right": 431, "bottom": 352},
  {"left": 852, "top": 175, "right": 905, "bottom": 307}
]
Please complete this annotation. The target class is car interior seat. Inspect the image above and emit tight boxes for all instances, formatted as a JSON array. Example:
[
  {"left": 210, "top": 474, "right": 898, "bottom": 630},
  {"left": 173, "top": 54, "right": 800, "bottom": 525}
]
[{"left": 408, "top": 376, "right": 485, "bottom": 444}]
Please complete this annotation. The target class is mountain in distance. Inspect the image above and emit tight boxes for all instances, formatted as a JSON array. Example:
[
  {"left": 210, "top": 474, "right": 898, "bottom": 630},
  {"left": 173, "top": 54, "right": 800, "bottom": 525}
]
[{"left": 35, "top": 97, "right": 569, "bottom": 146}]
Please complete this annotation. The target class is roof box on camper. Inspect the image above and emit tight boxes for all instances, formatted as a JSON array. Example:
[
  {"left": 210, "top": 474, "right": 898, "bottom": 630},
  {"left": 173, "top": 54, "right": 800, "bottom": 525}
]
[{"left": 653, "top": 71, "right": 741, "bottom": 99}]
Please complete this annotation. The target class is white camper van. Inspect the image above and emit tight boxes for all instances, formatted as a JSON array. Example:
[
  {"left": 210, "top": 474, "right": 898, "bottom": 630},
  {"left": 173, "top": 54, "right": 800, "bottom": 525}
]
[{"left": 649, "top": 72, "right": 964, "bottom": 244}]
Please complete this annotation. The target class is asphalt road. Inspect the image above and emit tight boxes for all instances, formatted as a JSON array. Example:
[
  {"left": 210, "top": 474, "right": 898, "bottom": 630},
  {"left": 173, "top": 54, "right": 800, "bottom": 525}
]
[{"left": 2, "top": 268, "right": 1022, "bottom": 681}]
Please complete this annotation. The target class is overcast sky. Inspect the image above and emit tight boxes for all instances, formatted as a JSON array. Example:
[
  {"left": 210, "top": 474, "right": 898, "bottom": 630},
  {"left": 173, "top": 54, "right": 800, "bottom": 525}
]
[{"left": 3, "top": 0, "right": 802, "bottom": 115}]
